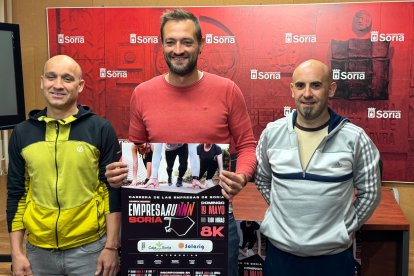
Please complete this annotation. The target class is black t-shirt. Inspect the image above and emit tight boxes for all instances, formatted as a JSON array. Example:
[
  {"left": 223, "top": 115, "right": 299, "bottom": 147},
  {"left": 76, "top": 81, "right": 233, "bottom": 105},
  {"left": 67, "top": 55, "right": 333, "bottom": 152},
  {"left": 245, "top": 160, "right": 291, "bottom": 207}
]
[{"left": 197, "top": 144, "right": 222, "bottom": 161}]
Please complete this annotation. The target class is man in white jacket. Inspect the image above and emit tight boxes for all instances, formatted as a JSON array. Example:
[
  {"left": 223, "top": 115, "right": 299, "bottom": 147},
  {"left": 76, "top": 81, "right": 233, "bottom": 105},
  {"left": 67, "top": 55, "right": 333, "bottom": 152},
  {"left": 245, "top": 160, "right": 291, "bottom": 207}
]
[{"left": 256, "top": 59, "right": 381, "bottom": 276}]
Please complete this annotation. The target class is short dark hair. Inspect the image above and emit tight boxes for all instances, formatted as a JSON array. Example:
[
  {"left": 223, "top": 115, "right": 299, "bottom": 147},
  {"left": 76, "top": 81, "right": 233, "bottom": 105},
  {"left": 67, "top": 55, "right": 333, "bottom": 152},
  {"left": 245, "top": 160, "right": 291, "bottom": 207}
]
[{"left": 160, "top": 9, "right": 202, "bottom": 44}]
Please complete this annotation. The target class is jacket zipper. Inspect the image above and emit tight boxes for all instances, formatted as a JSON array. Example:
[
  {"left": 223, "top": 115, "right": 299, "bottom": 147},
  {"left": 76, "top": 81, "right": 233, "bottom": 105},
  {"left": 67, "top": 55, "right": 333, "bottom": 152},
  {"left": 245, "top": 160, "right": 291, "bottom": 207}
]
[
  {"left": 54, "top": 122, "right": 61, "bottom": 248},
  {"left": 96, "top": 199, "right": 101, "bottom": 237},
  {"left": 301, "top": 135, "right": 330, "bottom": 179}
]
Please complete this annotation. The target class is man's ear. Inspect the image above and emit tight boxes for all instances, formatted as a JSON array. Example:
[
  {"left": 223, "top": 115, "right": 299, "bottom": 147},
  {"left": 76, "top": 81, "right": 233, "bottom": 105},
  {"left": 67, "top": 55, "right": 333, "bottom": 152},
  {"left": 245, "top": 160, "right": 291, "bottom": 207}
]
[
  {"left": 78, "top": 79, "right": 85, "bottom": 93},
  {"left": 328, "top": 82, "right": 337, "bottom": 98},
  {"left": 200, "top": 37, "right": 204, "bottom": 54}
]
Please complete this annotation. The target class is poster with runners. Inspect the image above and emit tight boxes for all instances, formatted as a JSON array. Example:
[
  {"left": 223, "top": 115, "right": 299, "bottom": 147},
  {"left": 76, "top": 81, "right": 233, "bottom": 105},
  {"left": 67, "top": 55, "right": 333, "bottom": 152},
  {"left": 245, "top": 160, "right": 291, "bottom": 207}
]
[
  {"left": 121, "top": 141, "right": 230, "bottom": 189},
  {"left": 121, "top": 184, "right": 229, "bottom": 276}
]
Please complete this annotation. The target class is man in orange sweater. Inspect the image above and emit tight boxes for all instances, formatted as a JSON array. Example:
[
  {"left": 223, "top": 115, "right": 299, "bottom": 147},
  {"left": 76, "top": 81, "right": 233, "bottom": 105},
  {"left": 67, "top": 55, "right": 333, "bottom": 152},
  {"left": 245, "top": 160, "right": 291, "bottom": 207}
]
[{"left": 105, "top": 9, "right": 256, "bottom": 276}]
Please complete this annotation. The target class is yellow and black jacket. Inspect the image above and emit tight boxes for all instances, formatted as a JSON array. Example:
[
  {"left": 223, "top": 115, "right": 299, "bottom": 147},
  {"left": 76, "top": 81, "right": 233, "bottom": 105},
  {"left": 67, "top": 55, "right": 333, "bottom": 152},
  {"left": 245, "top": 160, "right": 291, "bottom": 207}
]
[{"left": 7, "top": 105, "right": 121, "bottom": 250}]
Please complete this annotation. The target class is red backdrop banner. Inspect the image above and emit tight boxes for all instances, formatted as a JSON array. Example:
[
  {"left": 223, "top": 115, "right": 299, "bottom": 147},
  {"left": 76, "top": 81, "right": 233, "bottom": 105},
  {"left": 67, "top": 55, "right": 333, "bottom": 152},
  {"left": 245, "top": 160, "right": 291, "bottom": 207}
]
[{"left": 47, "top": 3, "right": 414, "bottom": 182}]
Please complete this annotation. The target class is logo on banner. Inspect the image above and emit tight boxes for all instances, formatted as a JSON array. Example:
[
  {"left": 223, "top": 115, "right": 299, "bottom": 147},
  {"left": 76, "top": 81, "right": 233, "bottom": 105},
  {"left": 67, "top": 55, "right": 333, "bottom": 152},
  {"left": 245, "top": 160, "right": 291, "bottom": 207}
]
[
  {"left": 284, "top": 106, "right": 296, "bottom": 116},
  {"left": 367, "top": 107, "right": 401, "bottom": 119},
  {"left": 250, "top": 69, "right": 281, "bottom": 80},
  {"left": 57, "top": 34, "right": 84, "bottom": 44},
  {"left": 285, "top": 32, "right": 317, "bottom": 43},
  {"left": 99, "top": 68, "right": 128, "bottom": 78},
  {"left": 370, "top": 31, "right": 404, "bottom": 42},
  {"left": 205, "top": 33, "right": 236, "bottom": 44},
  {"left": 129, "top": 33, "right": 159, "bottom": 44},
  {"left": 332, "top": 69, "right": 365, "bottom": 80},
  {"left": 137, "top": 240, "right": 213, "bottom": 253}
]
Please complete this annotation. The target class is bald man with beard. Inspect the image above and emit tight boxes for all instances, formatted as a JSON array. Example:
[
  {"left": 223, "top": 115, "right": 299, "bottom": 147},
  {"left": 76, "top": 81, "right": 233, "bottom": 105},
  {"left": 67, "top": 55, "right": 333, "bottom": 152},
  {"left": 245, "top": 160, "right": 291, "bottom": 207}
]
[{"left": 256, "top": 59, "right": 381, "bottom": 276}]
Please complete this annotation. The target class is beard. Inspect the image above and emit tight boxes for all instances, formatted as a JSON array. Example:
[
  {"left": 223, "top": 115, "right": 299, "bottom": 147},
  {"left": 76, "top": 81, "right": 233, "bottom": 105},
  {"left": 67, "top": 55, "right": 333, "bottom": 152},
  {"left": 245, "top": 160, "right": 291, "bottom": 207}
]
[
  {"left": 164, "top": 52, "right": 199, "bottom": 76},
  {"left": 299, "top": 104, "right": 326, "bottom": 121},
  {"left": 301, "top": 107, "right": 313, "bottom": 119}
]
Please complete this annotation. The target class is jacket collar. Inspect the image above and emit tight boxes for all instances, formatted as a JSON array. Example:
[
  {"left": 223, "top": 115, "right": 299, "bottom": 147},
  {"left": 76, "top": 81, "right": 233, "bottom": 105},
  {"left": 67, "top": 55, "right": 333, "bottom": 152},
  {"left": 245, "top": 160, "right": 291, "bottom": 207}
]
[
  {"left": 290, "top": 108, "right": 349, "bottom": 133},
  {"left": 29, "top": 105, "right": 94, "bottom": 125}
]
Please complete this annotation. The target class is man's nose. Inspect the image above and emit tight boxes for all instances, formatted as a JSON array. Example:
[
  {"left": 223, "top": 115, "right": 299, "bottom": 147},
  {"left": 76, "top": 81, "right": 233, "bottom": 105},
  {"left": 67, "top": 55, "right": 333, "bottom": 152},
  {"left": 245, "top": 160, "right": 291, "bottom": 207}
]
[
  {"left": 173, "top": 42, "right": 185, "bottom": 54},
  {"left": 303, "top": 85, "right": 313, "bottom": 97},
  {"left": 53, "top": 77, "right": 64, "bottom": 89}
]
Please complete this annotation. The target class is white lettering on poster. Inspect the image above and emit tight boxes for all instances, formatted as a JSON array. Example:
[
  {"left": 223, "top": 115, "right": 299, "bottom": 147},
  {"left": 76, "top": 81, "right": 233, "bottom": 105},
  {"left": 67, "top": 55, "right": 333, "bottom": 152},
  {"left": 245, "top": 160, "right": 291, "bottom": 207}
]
[
  {"left": 57, "top": 34, "right": 84, "bottom": 44},
  {"left": 332, "top": 69, "right": 365, "bottom": 80},
  {"left": 99, "top": 68, "right": 128, "bottom": 78},
  {"left": 205, "top": 33, "right": 236, "bottom": 44},
  {"left": 371, "top": 31, "right": 405, "bottom": 42},
  {"left": 285, "top": 32, "right": 317, "bottom": 43},
  {"left": 367, "top": 107, "right": 402, "bottom": 119},
  {"left": 130, "top": 33, "right": 159, "bottom": 44},
  {"left": 250, "top": 69, "right": 281, "bottom": 80}
]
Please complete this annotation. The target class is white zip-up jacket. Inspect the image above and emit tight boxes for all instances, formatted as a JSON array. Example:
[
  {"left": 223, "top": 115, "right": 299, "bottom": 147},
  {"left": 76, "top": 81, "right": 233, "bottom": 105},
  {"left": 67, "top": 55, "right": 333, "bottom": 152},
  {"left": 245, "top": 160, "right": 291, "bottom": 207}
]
[{"left": 256, "top": 109, "right": 381, "bottom": 257}]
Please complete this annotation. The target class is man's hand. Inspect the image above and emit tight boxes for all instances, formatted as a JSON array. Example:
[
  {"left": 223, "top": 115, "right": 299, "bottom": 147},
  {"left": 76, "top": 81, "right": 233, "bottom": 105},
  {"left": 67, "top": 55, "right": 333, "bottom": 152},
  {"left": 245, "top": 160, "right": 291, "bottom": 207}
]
[
  {"left": 11, "top": 253, "right": 33, "bottom": 276},
  {"left": 219, "top": 170, "right": 247, "bottom": 200},
  {"left": 105, "top": 162, "right": 128, "bottom": 188},
  {"left": 94, "top": 248, "right": 119, "bottom": 276}
]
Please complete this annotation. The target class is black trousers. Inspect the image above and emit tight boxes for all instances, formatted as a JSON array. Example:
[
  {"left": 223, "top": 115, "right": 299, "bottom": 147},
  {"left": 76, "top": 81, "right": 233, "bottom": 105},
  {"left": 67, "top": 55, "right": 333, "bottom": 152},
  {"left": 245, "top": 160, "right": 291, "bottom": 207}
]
[
  {"left": 199, "top": 158, "right": 218, "bottom": 180},
  {"left": 165, "top": 144, "right": 188, "bottom": 179},
  {"left": 264, "top": 242, "right": 356, "bottom": 276}
]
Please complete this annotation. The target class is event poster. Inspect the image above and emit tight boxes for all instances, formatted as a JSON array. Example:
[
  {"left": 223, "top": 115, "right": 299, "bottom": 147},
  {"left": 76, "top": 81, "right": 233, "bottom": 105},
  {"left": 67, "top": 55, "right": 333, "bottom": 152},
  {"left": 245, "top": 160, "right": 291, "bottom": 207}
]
[
  {"left": 122, "top": 185, "right": 228, "bottom": 276},
  {"left": 121, "top": 142, "right": 230, "bottom": 275},
  {"left": 47, "top": 3, "right": 414, "bottom": 182}
]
